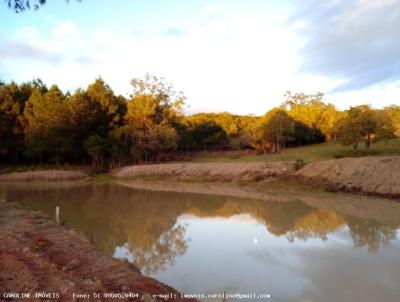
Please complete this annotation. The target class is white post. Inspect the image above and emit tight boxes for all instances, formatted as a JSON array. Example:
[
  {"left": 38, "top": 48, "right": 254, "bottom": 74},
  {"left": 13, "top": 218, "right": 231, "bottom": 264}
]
[{"left": 55, "top": 206, "right": 60, "bottom": 223}]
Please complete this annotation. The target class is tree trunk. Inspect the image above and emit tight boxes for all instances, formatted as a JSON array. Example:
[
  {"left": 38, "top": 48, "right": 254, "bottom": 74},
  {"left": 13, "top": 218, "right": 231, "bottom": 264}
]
[
  {"left": 352, "top": 142, "right": 358, "bottom": 153},
  {"left": 14, "top": 149, "right": 18, "bottom": 164},
  {"left": 276, "top": 134, "right": 280, "bottom": 153},
  {"left": 365, "top": 134, "right": 371, "bottom": 152}
]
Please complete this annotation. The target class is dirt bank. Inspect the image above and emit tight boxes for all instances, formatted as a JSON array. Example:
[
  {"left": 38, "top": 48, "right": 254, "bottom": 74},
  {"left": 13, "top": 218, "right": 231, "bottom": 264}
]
[
  {"left": 113, "top": 162, "right": 296, "bottom": 181},
  {"left": 0, "top": 202, "right": 193, "bottom": 302},
  {"left": 0, "top": 170, "right": 88, "bottom": 182},
  {"left": 296, "top": 156, "right": 400, "bottom": 198}
]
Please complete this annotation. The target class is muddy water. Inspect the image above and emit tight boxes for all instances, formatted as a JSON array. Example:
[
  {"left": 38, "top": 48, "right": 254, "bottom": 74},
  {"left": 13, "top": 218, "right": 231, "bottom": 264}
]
[{"left": 1, "top": 182, "right": 400, "bottom": 302}]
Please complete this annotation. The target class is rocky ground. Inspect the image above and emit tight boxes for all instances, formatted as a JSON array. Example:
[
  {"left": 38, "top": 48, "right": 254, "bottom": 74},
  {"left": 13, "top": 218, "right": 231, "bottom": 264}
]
[{"left": 0, "top": 202, "right": 194, "bottom": 302}]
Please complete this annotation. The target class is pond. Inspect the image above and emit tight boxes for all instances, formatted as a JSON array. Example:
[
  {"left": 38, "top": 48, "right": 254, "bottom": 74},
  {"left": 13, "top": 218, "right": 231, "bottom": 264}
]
[{"left": 1, "top": 182, "right": 400, "bottom": 302}]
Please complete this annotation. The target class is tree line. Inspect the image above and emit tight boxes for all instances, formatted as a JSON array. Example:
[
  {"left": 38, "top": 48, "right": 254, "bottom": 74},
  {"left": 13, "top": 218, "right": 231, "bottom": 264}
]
[{"left": 1, "top": 76, "right": 399, "bottom": 170}]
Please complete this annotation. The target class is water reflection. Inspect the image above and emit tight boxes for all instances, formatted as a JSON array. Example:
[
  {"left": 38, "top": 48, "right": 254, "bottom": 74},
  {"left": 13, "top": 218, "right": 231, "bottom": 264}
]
[
  {"left": 1, "top": 182, "right": 400, "bottom": 300},
  {"left": 116, "top": 223, "right": 188, "bottom": 275}
]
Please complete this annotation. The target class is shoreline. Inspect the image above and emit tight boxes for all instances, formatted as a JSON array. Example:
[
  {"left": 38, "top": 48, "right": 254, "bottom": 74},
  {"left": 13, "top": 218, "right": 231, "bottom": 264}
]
[
  {"left": 1, "top": 156, "right": 400, "bottom": 199},
  {"left": 0, "top": 202, "right": 194, "bottom": 302}
]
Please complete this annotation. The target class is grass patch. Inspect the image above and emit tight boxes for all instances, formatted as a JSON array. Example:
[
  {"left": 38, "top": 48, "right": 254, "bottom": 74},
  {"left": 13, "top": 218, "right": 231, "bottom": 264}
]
[
  {"left": 86, "top": 173, "right": 116, "bottom": 182},
  {"left": 191, "top": 138, "right": 400, "bottom": 164}
]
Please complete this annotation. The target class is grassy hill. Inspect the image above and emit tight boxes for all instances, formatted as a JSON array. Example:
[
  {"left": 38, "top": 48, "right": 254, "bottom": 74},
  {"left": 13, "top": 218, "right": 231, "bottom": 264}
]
[{"left": 191, "top": 138, "right": 400, "bottom": 164}]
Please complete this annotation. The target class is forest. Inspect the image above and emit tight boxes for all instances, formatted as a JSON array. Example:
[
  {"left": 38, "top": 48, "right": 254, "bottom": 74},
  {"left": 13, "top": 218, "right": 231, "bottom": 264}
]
[{"left": 1, "top": 75, "right": 399, "bottom": 171}]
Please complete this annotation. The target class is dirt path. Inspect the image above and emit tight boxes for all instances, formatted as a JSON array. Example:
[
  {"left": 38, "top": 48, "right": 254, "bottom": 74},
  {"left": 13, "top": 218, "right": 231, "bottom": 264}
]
[{"left": 0, "top": 202, "right": 194, "bottom": 302}]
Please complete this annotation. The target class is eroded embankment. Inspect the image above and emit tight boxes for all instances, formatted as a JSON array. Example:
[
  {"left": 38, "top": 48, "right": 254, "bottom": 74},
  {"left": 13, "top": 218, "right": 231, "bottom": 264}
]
[
  {"left": 113, "top": 162, "right": 296, "bottom": 181},
  {"left": 0, "top": 170, "right": 88, "bottom": 182},
  {"left": 296, "top": 156, "right": 400, "bottom": 198},
  {"left": 114, "top": 157, "right": 400, "bottom": 199},
  {"left": 0, "top": 202, "right": 193, "bottom": 302}
]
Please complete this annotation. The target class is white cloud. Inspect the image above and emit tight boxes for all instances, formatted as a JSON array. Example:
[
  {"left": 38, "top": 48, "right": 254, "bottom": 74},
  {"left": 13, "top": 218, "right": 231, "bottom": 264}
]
[
  {"left": 15, "top": 26, "right": 39, "bottom": 41},
  {"left": 201, "top": 4, "right": 219, "bottom": 17},
  {"left": 51, "top": 20, "right": 81, "bottom": 46},
  {"left": 2, "top": 4, "right": 399, "bottom": 115}
]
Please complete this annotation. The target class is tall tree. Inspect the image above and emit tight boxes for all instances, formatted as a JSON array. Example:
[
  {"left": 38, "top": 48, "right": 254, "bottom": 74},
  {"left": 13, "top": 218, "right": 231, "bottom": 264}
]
[
  {"left": 125, "top": 74, "right": 184, "bottom": 162},
  {"left": 339, "top": 105, "right": 395, "bottom": 152},
  {"left": 383, "top": 105, "right": 400, "bottom": 137},
  {"left": 258, "top": 109, "right": 295, "bottom": 153},
  {"left": 0, "top": 80, "right": 44, "bottom": 163},
  {"left": 67, "top": 78, "right": 126, "bottom": 166},
  {"left": 358, "top": 105, "right": 378, "bottom": 151},
  {"left": 23, "top": 85, "right": 69, "bottom": 163}
]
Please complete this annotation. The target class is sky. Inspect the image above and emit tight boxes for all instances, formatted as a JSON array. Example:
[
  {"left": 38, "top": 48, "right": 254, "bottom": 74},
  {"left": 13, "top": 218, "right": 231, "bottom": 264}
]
[{"left": 0, "top": 0, "right": 400, "bottom": 115}]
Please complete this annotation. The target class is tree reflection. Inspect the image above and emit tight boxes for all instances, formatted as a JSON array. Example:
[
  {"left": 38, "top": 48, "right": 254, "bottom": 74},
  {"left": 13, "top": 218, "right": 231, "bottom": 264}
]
[
  {"left": 129, "top": 223, "right": 188, "bottom": 275},
  {"left": 4, "top": 181, "right": 400, "bottom": 276},
  {"left": 286, "top": 210, "right": 345, "bottom": 242},
  {"left": 347, "top": 217, "right": 398, "bottom": 253}
]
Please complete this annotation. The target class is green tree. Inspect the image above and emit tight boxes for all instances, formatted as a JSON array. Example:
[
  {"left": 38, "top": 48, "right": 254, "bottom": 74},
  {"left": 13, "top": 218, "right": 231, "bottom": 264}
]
[
  {"left": 319, "top": 104, "right": 344, "bottom": 141},
  {"left": 124, "top": 75, "right": 184, "bottom": 162},
  {"left": 126, "top": 74, "right": 184, "bottom": 130},
  {"left": 339, "top": 109, "right": 361, "bottom": 153},
  {"left": 186, "top": 121, "right": 229, "bottom": 150},
  {"left": 67, "top": 78, "right": 126, "bottom": 164},
  {"left": 84, "top": 135, "right": 110, "bottom": 171},
  {"left": 383, "top": 105, "right": 400, "bottom": 137},
  {"left": 258, "top": 109, "right": 295, "bottom": 153},
  {"left": 0, "top": 82, "right": 28, "bottom": 163},
  {"left": 357, "top": 105, "right": 378, "bottom": 151},
  {"left": 284, "top": 91, "right": 344, "bottom": 141},
  {"left": 339, "top": 105, "right": 394, "bottom": 152},
  {"left": 23, "top": 85, "right": 69, "bottom": 163}
]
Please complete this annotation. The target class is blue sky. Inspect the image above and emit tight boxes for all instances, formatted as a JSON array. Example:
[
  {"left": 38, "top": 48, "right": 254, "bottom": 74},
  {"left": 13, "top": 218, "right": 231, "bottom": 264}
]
[{"left": 1, "top": 0, "right": 399, "bottom": 115}]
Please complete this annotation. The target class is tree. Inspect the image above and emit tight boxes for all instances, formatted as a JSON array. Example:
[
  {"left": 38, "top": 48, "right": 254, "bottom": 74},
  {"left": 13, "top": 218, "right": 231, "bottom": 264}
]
[
  {"left": 258, "top": 109, "right": 295, "bottom": 153},
  {"left": 293, "top": 121, "right": 324, "bottom": 146},
  {"left": 375, "top": 109, "right": 396, "bottom": 141},
  {"left": 0, "top": 82, "right": 28, "bottom": 163},
  {"left": 283, "top": 91, "right": 326, "bottom": 128},
  {"left": 187, "top": 121, "right": 228, "bottom": 150},
  {"left": 383, "top": 105, "right": 400, "bottom": 137},
  {"left": 67, "top": 78, "right": 126, "bottom": 163},
  {"left": 84, "top": 135, "right": 110, "bottom": 171},
  {"left": 284, "top": 91, "right": 344, "bottom": 141},
  {"left": 126, "top": 74, "right": 184, "bottom": 130},
  {"left": 125, "top": 74, "right": 184, "bottom": 162},
  {"left": 23, "top": 85, "right": 69, "bottom": 163},
  {"left": 319, "top": 104, "right": 344, "bottom": 141},
  {"left": 339, "top": 109, "right": 362, "bottom": 152},
  {"left": 358, "top": 106, "right": 379, "bottom": 151},
  {"left": 339, "top": 105, "right": 395, "bottom": 152}
]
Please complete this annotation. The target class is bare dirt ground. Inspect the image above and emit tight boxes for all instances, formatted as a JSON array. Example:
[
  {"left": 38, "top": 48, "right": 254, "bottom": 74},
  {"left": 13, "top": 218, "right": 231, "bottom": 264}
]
[
  {"left": 113, "top": 162, "right": 296, "bottom": 181},
  {"left": 0, "top": 202, "right": 193, "bottom": 302},
  {"left": 296, "top": 156, "right": 400, "bottom": 198},
  {"left": 113, "top": 157, "right": 400, "bottom": 198},
  {"left": 0, "top": 170, "right": 88, "bottom": 182}
]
